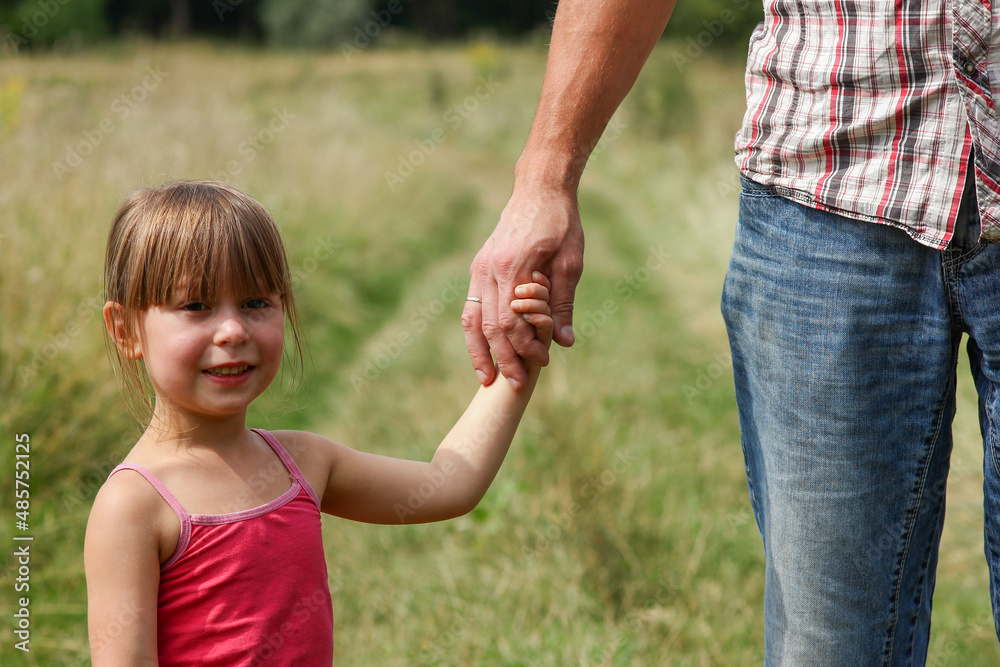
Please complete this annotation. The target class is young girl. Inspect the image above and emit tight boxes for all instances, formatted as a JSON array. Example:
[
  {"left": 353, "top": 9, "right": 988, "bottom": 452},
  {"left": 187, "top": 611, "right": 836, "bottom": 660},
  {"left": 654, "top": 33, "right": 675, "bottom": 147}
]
[{"left": 85, "top": 180, "right": 553, "bottom": 665}]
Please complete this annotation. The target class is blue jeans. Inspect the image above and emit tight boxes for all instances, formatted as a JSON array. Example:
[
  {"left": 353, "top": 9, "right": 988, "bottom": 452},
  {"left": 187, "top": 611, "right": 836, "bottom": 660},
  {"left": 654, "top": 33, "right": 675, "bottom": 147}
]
[{"left": 722, "top": 174, "right": 1000, "bottom": 665}]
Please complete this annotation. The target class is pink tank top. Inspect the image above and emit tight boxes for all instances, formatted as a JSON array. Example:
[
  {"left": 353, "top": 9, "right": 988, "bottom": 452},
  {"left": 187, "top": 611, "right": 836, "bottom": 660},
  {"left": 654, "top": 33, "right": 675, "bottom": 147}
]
[{"left": 108, "top": 429, "right": 334, "bottom": 666}]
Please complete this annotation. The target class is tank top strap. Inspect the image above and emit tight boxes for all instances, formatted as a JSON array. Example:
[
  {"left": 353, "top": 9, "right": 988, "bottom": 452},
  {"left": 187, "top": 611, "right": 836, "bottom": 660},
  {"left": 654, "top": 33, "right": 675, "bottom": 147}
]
[
  {"left": 107, "top": 463, "right": 192, "bottom": 571},
  {"left": 251, "top": 429, "right": 322, "bottom": 510}
]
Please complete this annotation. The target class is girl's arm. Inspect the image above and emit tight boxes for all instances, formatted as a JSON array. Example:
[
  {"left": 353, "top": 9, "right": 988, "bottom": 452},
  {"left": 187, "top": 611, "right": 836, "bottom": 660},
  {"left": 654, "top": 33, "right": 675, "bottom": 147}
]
[
  {"left": 85, "top": 472, "right": 165, "bottom": 665},
  {"left": 282, "top": 275, "right": 553, "bottom": 525}
]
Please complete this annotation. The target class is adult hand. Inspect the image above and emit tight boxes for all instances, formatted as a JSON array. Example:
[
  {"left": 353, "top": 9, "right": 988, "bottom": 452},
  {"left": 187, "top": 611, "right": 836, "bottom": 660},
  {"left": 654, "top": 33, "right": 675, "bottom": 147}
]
[{"left": 463, "top": 182, "right": 584, "bottom": 391}]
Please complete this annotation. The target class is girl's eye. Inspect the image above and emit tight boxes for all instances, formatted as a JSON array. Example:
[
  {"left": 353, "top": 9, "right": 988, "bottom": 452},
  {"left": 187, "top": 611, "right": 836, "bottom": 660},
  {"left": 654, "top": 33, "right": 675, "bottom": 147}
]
[
  {"left": 181, "top": 302, "right": 209, "bottom": 312},
  {"left": 244, "top": 298, "right": 271, "bottom": 309}
]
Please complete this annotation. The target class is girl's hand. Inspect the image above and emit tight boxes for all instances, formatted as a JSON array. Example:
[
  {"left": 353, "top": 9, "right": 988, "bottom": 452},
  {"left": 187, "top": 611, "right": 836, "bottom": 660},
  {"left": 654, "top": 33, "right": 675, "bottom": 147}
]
[{"left": 510, "top": 271, "right": 554, "bottom": 350}]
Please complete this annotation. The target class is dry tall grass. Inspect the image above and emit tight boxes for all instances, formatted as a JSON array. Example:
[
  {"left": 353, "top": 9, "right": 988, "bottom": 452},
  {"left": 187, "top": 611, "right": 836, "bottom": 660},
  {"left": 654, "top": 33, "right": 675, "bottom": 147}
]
[{"left": 0, "top": 40, "right": 996, "bottom": 665}]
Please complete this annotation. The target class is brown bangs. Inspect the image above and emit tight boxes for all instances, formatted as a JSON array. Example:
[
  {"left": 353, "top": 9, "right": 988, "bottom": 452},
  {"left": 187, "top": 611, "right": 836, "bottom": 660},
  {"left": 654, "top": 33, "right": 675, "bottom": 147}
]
[{"left": 112, "top": 181, "right": 291, "bottom": 308}]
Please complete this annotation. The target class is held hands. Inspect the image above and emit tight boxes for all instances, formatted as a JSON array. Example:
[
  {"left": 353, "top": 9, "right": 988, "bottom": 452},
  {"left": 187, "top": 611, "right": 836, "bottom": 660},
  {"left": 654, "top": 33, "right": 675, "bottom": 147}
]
[
  {"left": 510, "top": 271, "right": 554, "bottom": 355},
  {"left": 465, "top": 270, "right": 555, "bottom": 383},
  {"left": 464, "top": 186, "right": 584, "bottom": 391}
]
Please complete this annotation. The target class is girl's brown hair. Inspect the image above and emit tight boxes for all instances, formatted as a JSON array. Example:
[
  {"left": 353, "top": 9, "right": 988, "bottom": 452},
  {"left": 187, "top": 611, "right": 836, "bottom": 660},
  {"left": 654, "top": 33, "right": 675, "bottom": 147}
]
[{"left": 104, "top": 180, "right": 303, "bottom": 422}]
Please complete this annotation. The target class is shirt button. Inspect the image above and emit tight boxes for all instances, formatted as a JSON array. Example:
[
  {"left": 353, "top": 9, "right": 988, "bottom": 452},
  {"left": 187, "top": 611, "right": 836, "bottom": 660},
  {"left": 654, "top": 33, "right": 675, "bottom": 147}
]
[{"left": 964, "top": 60, "right": 976, "bottom": 75}]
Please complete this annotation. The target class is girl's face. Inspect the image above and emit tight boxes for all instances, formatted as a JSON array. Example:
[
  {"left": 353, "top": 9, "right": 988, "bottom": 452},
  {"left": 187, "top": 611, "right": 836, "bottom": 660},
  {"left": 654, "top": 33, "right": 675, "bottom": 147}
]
[{"left": 134, "top": 285, "right": 286, "bottom": 425}]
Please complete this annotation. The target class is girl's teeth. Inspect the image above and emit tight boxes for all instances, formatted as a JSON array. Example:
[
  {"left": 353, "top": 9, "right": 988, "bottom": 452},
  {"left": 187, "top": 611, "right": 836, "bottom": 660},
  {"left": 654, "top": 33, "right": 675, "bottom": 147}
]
[{"left": 209, "top": 366, "right": 248, "bottom": 376}]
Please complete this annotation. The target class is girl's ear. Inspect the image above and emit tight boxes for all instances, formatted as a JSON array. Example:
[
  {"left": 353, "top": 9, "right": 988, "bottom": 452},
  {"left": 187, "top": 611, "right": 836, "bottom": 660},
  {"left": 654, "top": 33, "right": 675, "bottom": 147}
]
[{"left": 103, "top": 301, "right": 142, "bottom": 360}]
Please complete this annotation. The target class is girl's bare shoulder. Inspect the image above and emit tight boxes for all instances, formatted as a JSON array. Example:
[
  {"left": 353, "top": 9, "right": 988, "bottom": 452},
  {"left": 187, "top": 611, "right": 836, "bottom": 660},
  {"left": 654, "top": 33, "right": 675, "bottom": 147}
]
[
  {"left": 91, "top": 465, "right": 166, "bottom": 519},
  {"left": 266, "top": 429, "right": 342, "bottom": 494},
  {"left": 87, "top": 460, "right": 180, "bottom": 564}
]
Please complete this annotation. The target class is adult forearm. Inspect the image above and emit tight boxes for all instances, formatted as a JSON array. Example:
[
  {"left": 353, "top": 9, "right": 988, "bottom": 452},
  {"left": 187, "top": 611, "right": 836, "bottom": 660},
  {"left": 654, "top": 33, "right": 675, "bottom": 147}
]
[
  {"left": 516, "top": 0, "right": 676, "bottom": 193},
  {"left": 464, "top": 1, "right": 673, "bottom": 387}
]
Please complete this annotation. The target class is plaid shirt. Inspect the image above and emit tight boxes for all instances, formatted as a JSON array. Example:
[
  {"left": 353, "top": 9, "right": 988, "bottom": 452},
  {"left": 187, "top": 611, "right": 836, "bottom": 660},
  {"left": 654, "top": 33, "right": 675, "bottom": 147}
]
[{"left": 735, "top": 1, "right": 1000, "bottom": 250}]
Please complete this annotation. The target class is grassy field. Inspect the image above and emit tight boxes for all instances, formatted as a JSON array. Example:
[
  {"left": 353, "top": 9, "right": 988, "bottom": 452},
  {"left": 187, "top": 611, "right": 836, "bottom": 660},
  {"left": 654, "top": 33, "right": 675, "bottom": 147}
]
[{"left": 1, "top": 38, "right": 998, "bottom": 665}]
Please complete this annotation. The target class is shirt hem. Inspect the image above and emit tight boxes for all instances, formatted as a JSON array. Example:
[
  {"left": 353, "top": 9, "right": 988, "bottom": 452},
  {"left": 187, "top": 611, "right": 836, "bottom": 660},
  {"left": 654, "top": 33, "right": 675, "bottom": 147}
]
[{"left": 740, "top": 170, "right": 951, "bottom": 250}]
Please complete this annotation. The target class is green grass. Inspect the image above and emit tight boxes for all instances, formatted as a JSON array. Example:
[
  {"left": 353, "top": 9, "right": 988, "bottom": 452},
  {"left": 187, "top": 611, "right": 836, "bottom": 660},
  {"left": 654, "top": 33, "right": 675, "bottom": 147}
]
[{"left": 1, "top": 39, "right": 997, "bottom": 665}]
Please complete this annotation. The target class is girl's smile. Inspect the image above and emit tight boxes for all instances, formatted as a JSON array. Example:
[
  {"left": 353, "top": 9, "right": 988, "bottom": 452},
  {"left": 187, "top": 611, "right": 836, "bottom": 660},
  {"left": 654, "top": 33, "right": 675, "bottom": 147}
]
[
  {"left": 203, "top": 364, "right": 254, "bottom": 385},
  {"left": 203, "top": 364, "right": 253, "bottom": 383}
]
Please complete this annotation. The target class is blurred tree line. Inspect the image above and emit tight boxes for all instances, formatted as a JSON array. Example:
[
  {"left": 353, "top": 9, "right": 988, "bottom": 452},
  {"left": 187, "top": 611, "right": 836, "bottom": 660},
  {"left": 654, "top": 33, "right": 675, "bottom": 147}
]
[{"left": 1, "top": 0, "right": 761, "bottom": 51}]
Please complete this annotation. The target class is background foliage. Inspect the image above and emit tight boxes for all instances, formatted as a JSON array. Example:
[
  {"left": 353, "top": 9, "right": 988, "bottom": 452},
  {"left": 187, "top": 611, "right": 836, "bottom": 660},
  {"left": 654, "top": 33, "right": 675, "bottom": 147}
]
[
  {"left": 1, "top": 34, "right": 998, "bottom": 664},
  {"left": 1, "top": 1, "right": 995, "bottom": 665},
  {"left": 1, "top": 0, "right": 763, "bottom": 50}
]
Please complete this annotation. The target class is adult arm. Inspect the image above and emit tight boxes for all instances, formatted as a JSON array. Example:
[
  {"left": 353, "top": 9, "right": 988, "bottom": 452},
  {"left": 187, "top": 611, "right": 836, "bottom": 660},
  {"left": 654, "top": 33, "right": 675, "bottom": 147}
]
[{"left": 464, "top": 0, "right": 676, "bottom": 390}]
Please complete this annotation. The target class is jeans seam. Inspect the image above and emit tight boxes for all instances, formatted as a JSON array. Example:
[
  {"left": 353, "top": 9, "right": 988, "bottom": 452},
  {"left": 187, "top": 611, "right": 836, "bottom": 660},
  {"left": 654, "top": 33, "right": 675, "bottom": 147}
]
[
  {"left": 980, "top": 367, "right": 1000, "bottom": 635},
  {"left": 741, "top": 189, "right": 781, "bottom": 199},
  {"left": 986, "top": 378, "right": 1000, "bottom": 482},
  {"left": 883, "top": 353, "right": 957, "bottom": 666},
  {"left": 942, "top": 249, "right": 967, "bottom": 343},
  {"left": 987, "top": 521, "right": 1000, "bottom": 631},
  {"left": 942, "top": 242, "right": 985, "bottom": 270}
]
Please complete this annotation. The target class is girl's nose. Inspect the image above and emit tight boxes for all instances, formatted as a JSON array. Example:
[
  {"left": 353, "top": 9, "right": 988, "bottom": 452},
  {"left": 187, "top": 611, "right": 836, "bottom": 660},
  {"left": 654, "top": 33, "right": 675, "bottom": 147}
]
[{"left": 214, "top": 311, "right": 250, "bottom": 346}]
